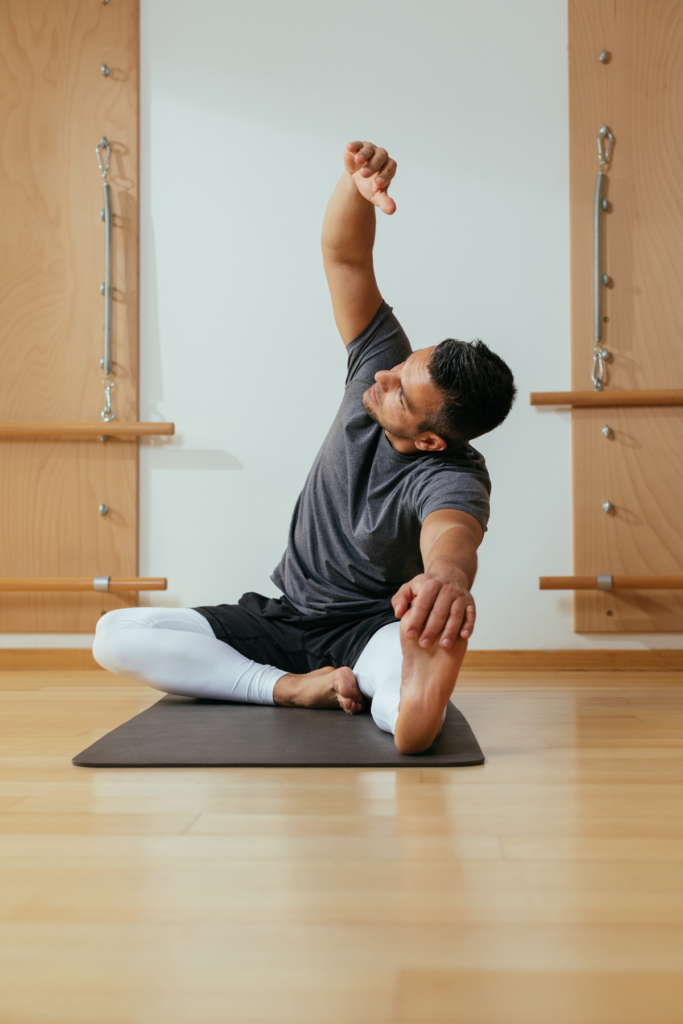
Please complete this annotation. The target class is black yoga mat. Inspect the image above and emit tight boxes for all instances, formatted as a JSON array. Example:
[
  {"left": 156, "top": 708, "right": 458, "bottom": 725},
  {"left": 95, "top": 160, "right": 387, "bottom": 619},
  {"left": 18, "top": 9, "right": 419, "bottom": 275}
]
[{"left": 72, "top": 695, "right": 484, "bottom": 768}]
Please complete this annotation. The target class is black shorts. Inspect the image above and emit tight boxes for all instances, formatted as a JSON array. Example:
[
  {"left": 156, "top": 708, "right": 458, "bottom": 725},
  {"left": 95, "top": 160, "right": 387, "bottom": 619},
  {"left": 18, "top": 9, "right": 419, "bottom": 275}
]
[{"left": 195, "top": 592, "right": 397, "bottom": 674}]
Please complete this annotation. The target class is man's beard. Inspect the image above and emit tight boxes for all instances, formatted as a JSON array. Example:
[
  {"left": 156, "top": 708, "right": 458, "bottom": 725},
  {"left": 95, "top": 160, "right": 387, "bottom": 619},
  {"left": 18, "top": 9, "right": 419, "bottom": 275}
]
[
  {"left": 362, "top": 387, "right": 416, "bottom": 441},
  {"left": 362, "top": 387, "right": 381, "bottom": 425}
]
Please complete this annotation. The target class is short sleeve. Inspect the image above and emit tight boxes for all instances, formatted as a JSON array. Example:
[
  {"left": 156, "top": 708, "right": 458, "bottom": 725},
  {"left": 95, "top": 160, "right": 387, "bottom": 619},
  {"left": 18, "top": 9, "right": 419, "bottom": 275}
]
[
  {"left": 345, "top": 301, "right": 412, "bottom": 386},
  {"left": 410, "top": 460, "right": 492, "bottom": 534}
]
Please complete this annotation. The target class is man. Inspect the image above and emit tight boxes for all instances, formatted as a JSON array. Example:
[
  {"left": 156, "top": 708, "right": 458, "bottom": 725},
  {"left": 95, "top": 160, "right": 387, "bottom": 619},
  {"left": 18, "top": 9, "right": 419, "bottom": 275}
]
[{"left": 94, "top": 140, "right": 516, "bottom": 754}]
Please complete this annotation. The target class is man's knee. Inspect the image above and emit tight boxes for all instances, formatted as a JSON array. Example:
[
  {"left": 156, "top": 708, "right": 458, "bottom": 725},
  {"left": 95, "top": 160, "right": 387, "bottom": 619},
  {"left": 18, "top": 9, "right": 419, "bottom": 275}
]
[{"left": 93, "top": 608, "right": 142, "bottom": 675}]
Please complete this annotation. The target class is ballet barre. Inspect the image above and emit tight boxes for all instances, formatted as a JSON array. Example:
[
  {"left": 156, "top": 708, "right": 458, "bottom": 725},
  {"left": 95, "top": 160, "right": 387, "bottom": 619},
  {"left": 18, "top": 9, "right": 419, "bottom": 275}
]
[
  {"left": 540, "top": 576, "right": 683, "bottom": 591},
  {"left": 530, "top": 390, "right": 683, "bottom": 407},
  {"left": 0, "top": 578, "right": 167, "bottom": 592},
  {"left": 0, "top": 422, "right": 175, "bottom": 438}
]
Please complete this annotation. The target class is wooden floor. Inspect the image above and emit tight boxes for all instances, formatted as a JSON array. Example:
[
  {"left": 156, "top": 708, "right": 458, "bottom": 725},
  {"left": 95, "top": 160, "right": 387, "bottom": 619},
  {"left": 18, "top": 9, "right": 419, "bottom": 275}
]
[{"left": 1, "top": 668, "right": 683, "bottom": 1023}]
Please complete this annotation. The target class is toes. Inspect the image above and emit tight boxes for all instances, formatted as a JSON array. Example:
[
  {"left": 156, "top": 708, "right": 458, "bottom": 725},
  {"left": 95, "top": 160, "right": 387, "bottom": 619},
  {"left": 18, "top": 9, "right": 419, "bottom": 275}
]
[
  {"left": 334, "top": 666, "right": 364, "bottom": 703},
  {"left": 337, "top": 694, "right": 364, "bottom": 715}
]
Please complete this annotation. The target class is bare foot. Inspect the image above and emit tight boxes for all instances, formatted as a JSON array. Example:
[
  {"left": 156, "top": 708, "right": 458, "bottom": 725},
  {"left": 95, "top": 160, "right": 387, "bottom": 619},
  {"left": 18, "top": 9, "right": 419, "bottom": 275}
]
[
  {"left": 394, "top": 623, "right": 468, "bottom": 754},
  {"left": 273, "top": 665, "right": 366, "bottom": 715}
]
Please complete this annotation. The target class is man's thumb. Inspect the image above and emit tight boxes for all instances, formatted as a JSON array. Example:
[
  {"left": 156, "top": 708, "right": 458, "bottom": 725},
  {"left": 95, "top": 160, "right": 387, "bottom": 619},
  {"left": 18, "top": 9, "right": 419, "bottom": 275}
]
[{"left": 375, "top": 190, "right": 396, "bottom": 216}]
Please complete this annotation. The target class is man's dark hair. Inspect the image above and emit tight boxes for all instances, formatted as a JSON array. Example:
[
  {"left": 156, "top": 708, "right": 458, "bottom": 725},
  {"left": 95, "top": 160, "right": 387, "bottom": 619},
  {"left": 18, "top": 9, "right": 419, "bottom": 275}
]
[{"left": 421, "top": 338, "right": 517, "bottom": 444}]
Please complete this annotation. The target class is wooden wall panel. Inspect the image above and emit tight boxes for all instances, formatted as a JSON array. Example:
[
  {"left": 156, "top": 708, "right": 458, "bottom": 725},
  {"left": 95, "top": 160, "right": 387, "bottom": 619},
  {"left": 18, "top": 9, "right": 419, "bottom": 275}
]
[
  {"left": 569, "top": 0, "right": 683, "bottom": 632},
  {"left": 0, "top": 0, "right": 139, "bottom": 631},
  {"left": 0, "top": 439, "right": 137, "bottom": 630},
  {"left": 569, "top": 0, "right": 683, "bottom": 392},
  {"left": 573, "top": 407, "right": 683, "bottom": 631}
]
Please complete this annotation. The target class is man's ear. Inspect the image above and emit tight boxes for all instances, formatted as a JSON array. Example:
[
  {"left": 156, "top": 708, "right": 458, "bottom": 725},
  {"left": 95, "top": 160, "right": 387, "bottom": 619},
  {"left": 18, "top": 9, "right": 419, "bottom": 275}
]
[{"left": 414, "top": 432, "right": 447, "bottom": 453}]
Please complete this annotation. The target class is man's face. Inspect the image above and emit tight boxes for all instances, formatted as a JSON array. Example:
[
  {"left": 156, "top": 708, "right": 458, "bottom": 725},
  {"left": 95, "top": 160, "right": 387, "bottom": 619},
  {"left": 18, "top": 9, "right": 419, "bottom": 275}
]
[{"left": 362, "top": 346, "right": 446, "bottom": 450}]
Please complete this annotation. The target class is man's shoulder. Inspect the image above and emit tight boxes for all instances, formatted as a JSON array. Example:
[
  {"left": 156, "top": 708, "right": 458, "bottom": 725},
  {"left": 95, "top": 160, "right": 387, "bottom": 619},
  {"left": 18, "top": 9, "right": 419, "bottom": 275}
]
[
  {"left": 409, "top": 445, "right": 492, "bottom": 502},
  {"left": 416, "top": 444, "right": 489, "bottom": 480},
  {"left": 317, "top": 375, "right": 380, "bottom": 457},
  {"left": 345, "top": 301, "right": 412, "bottom": 386},
  {"left": 408, "top": 446, "right": 491, "bottom": 531}
]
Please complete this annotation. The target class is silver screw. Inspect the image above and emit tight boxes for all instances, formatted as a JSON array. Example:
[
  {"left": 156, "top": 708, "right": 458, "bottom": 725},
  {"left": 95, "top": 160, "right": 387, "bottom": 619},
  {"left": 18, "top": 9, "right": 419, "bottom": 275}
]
[
  {"left": 101, "top": 208, "right": 105, "bottom": 221},
  {"left": 99, "top": 504, "right": 109, "bottom": 516},
  {"left": 602, "top": 425, "right": 613, "bottom": 438},
  {"left": 603, "top": 500, "right": 613, "bottom": 513},
  {"left": 602, "top": 273, "right": 612, "bottom": 286},
  {"left": 599, "top": 48, "right": 609, "bottom": 63},
  {"left": 101, "top": 63, "right": 110, "bottom": 76},
  {"left": 602, "top": 198, "right": 610, "bottom": 211},
  {"left": 100, "top": 283, "right": 105, "bottom": 294}
]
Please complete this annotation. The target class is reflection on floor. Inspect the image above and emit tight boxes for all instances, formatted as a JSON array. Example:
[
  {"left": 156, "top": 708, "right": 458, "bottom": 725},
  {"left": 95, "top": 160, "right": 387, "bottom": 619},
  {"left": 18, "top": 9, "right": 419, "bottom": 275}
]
[{"left": 1, "top": 667, "right": 683, "bottom": 1023}]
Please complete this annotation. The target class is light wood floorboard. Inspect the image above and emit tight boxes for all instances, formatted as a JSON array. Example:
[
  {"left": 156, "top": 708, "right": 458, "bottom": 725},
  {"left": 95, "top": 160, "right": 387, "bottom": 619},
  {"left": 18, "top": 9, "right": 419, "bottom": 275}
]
[{"left": 1, "top": 668, "right": 682, "bottom": 1022}]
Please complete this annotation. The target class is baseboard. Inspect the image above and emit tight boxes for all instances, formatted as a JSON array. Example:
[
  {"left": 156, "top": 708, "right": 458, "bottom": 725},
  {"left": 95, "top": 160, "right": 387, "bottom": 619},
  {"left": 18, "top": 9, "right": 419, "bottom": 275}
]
[
  {"left": 462, "top": 650, "right": 683, "bottom": 671},
  {"left": 0, "top": 647, "right": 682, "bottom": 672},
  {"left": 0, "top": 648, "right": 98, "bottom": 670}
]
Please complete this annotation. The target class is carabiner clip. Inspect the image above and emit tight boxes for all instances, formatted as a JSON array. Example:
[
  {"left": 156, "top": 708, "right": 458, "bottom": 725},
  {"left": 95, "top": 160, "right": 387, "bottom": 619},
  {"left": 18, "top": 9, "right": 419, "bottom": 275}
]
[
  {"left": 96, "top": 136, "right": 111, "bottom": 180},
  {"left": 597, "top": 124, "right": 613, "bottom": 170},
  {"left": 101, "top": 377, "right": 116, "bottom": 422},
  {"left": 591, "top": 344, "right": 610, "bottom": 391}
]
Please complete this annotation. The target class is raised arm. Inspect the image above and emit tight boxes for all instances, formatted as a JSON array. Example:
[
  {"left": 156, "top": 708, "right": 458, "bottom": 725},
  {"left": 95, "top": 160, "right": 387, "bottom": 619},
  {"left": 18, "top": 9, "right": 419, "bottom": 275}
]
[
  {"left": 322, "top": 141, "right": 397, "bottom": 345},
  {"left": 391, "top": 509, "right": 483, "bottom": 647}
]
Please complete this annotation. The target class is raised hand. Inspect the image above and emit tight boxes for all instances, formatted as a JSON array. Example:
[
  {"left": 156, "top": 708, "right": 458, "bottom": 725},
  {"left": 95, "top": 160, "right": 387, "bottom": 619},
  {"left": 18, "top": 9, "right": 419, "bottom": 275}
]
[{"left": 344, "top": 141, "right": 397, "bottom": 215}]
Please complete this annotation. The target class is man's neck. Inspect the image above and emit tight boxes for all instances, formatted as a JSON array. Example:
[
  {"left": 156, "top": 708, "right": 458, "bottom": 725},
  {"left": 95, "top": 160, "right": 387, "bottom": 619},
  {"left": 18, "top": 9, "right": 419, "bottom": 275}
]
[{"left": 384, "top": 429, "right": 420, "bottom": 455}]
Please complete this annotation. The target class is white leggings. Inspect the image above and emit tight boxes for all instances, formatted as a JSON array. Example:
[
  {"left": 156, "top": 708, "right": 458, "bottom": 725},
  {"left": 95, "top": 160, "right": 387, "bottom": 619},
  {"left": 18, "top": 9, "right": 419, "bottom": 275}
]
[{"left": 93, "top": 607, "right": 404, "bottom": 734}]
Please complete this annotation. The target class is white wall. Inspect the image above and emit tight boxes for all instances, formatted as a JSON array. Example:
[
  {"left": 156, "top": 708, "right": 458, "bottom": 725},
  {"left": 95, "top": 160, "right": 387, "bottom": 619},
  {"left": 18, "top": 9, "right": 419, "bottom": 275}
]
[{"left": 7, "top": 0, "right": 680, "bottom": 649}]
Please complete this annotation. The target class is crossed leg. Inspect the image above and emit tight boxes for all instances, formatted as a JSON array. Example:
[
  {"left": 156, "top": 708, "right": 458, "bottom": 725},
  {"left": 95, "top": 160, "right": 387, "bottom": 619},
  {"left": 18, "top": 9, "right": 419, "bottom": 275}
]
[
  {"left": 93, "top": 607, "right": 364, "bottom": 711},
  {"left": 93, "top": 608, "right": 465, "bottom": 753}
]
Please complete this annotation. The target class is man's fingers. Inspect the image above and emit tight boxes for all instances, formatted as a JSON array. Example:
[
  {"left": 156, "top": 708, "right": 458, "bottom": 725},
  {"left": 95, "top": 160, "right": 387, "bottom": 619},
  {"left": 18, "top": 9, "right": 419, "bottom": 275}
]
[
  {"left": 438, "top": 602, "right": 467, "bottom": 648},
  {"left": 352, "top": 141, "right": 377, "bottom": 166},
  {"left": 347, "top": 142, "right": 395, "bottom": 182},
  {"left": 403, "top": 581, "right": 442, "bottom": 639},
  {"left": 345, "top": 141, "right": 376, "bottom": 175},
  {"left": 391, "top": 582, "right": 414, "bottom": 618},
  {"left": 361, "top": 150, "right": 392, "bottom": 182},
  {"left": 345, "top": 143, "right": 397, "bottom": 213},
  {"left": 439, "top": 601, "right": 476, "bottom": 647},
  {"left": 459, "top": 602, "right": 476, "bottom": 640},
  {"left": 364, "top": 146, "right": 389, "bottom": 174},
  {"left": 417, "top": 587, "right": 457, "bottom": 648},
  {"left": 375, "top": 158, "right": 397, "bottom": 188},
  {"left": 346, "top": 140, "right": 367, "bottom": 159}
]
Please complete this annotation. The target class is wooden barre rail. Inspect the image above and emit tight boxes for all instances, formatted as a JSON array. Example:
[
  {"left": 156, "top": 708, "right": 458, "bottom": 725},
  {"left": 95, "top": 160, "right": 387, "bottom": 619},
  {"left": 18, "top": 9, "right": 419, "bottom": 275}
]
[
  {"left": 0, "top": 578, "right": 167, "bottom": 592},
  {"left": 0, "top": 422, "right": 175, "bottom": 438},
  {"left": 540, "top": 576, "right": 683, "bottom": 591},
  {"left": 530, "top": 389, "right": 683, "bottom": 408}
]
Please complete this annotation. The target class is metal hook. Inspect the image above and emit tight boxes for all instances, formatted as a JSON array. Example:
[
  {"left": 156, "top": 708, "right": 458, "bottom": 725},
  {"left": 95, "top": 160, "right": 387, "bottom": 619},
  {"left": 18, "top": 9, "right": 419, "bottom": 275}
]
[
  {"left": 101, "top": 377, "right": 115, "bottom": 422},
  {"left": 597, "top": 124, "right": 613, "bottom": 170},
  {"left": 96, "top": 136, "right": 111, "bottom": 179},
  {"left": 591, "top": 344, "right": 610, "bottom": 390}
]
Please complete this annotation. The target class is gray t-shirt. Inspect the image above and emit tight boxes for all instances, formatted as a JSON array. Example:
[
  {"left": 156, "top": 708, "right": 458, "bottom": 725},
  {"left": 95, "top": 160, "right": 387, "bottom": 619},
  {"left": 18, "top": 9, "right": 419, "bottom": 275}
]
[{"left": 271, "top": 301, "right": 491, "bottom": 616}]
